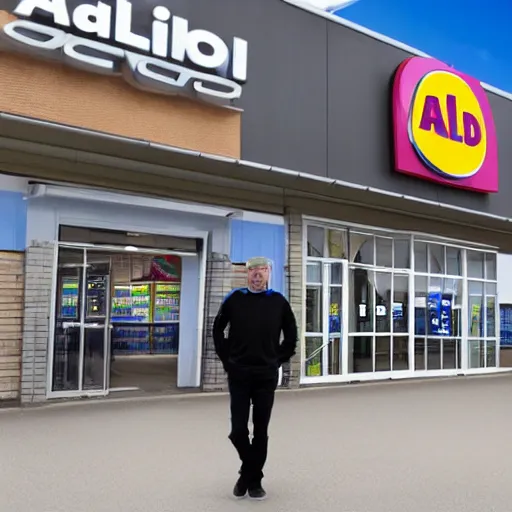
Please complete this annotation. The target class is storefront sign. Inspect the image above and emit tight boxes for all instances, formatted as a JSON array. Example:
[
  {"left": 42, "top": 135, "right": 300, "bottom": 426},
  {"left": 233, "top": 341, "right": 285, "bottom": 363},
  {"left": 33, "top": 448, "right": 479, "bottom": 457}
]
[
  {"left": 393, "top": 57, "right": 498, "bottom": 193},
  {"left": 0, "top": 0, "right": 248, "bottom": 107}
]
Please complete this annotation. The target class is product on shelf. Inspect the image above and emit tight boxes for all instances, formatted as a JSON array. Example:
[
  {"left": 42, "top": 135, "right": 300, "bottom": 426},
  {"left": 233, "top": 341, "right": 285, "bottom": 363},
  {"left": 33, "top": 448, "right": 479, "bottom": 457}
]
[{"left": 61, "top": 278, "right": 79, "bottom": 318}]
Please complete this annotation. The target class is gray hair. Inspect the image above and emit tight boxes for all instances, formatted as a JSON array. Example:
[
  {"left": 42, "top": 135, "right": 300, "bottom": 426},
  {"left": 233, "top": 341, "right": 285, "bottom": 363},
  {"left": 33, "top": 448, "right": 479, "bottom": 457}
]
[{"left": 246, "top": 256, "right": 272, "bottom": 269}]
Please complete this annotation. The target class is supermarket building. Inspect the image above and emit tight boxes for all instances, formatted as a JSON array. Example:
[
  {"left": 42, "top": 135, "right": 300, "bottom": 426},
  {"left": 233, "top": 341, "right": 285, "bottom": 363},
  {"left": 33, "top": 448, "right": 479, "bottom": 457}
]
[{"left": 1, "top": 0, "right": 512, "bottom": 405}]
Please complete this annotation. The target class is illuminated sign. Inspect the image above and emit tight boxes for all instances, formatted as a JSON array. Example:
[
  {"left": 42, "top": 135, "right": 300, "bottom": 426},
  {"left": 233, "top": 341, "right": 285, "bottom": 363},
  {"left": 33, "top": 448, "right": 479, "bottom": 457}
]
[
  {"left": 0, "top": 0, "right": 248, "bottom": 108},
  {"left": 393, "top": 57, "right": 498, "bottom": 193}
]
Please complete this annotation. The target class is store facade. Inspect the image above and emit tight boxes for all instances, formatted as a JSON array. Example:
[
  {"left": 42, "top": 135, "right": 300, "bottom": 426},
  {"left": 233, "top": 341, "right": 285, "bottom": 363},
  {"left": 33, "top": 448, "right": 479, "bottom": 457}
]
[{"left": 1, "top": 0, "right": 512, "bottom": 404}]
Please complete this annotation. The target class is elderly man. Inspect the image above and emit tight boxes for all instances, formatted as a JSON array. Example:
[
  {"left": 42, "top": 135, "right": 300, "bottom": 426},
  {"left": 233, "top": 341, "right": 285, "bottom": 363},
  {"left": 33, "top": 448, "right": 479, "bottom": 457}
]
[{"left": 213, "top": 256, "right": 298, "bottom": 500}]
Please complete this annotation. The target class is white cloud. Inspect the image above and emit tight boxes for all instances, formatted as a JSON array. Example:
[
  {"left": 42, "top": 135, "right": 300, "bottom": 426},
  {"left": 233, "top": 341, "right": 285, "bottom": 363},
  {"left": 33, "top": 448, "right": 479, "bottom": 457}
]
[{"left": 298, "top": 0, "right": 360, "bottom": 11}]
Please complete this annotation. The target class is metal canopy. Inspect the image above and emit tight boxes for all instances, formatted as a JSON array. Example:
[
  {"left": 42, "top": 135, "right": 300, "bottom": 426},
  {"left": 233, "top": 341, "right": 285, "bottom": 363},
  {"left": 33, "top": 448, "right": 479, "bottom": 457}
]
[{"left": 0, "top": 112, "right": 511, "bottom": 245}]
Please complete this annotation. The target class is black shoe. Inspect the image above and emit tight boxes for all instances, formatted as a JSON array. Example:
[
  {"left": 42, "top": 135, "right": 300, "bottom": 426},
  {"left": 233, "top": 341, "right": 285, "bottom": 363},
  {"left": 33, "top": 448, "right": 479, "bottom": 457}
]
[
  {"left": 233, "top": 477, "right": 248, "bottom": 499},
  {"left": 248, "top": 484, "right": 267, "bottom": 501}
]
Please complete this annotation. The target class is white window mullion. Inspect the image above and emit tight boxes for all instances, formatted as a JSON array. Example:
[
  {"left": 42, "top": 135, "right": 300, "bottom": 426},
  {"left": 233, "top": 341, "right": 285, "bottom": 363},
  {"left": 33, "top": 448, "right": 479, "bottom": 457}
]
[
  {"left": 322, "top": 263, "right": 330, "bottom": 376},
  {"left": 342, "top": 261, "right": 349, "bottom": 375},
  {"left": 461, "top": 249, "right": 469, "bottom": 371},
  {"left": 409, "top": 234, "right": 415, "bottom": 372}
]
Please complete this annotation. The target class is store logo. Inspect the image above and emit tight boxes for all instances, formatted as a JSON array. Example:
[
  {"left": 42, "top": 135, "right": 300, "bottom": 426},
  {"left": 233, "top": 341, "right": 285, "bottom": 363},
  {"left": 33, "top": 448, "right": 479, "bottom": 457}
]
[
  {"left": 0, "top": 0, "right": 248, "bottom": 108},
  {"left": 393, "top": 57, "right": 498, "bottom": 193}
]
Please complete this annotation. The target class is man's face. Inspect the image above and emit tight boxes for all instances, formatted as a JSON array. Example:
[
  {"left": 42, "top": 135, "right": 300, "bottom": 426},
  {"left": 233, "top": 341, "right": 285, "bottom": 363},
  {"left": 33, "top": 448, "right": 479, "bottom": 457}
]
[{"left": 247, "top": 265, "right": 270, "bottom": 292}]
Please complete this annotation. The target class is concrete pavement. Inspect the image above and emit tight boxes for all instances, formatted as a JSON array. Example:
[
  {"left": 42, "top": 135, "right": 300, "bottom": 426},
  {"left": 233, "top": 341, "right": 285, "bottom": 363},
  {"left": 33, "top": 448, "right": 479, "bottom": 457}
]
[{"left": 1, "top": 375, "right": 512, "bottom": 512}]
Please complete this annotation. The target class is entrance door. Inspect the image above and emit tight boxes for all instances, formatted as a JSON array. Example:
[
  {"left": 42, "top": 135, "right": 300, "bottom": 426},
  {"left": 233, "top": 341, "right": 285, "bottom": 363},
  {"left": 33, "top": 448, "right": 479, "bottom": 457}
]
[
  {"left": 51, "top": 247, "right": 111, "bottom": 397},
  {"left": 305, "top": 260, "right": 348, "bottom": 377}
]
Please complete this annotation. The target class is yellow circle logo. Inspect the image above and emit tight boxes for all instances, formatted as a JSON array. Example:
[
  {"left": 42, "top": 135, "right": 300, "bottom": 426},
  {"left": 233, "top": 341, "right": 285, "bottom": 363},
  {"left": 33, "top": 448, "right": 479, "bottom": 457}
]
[{"left": 409, "top": 70, "right": 487, "bottom": 179}]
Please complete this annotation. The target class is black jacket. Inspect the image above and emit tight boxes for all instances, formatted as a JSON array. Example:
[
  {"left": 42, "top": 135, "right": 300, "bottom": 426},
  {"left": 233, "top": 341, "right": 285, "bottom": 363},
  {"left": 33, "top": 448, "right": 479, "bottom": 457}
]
[{"left": 213, "top": 288, "right": 298, "bottom": 377}]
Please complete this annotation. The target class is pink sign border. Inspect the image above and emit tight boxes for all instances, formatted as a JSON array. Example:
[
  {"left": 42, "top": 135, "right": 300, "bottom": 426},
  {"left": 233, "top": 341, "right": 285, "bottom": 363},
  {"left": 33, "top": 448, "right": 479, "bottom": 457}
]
[{"left": 392, "top": 56, "right": 499, "bottom": 193}]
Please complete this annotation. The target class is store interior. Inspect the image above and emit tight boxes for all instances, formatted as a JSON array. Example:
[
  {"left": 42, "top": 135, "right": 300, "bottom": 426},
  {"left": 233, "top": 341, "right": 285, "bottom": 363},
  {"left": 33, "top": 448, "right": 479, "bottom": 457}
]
[{"left": 52, "top": 226, "right": 199, "bottom": 396}]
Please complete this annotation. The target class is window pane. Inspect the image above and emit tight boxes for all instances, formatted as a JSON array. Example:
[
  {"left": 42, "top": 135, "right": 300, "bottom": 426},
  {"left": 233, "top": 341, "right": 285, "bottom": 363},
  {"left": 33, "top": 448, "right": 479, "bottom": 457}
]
[
  {"left": 328, "top": 337, "right": 341, "bottom": 375},
  {"left": 375, "top": 336, "right": 391, "bottom": 371},
  {"left": 329, "top": 287, "right": 342, "bottom": 337},
  {"left": 394, "top": 238, "right": 411, "bottom": 269},
  {"left": 429, "top": 244, "right": 445, "bottom": 274},
  {"left": 442, "top": 339, "right": 460, "bottom": 369},
  {"left": 305, "top": 337, "right": 323, "bottom": 376},
  {"left": 376, "top": 237, "right": 393, "bottom": 267},
  {"left": 327, "top": 229, "right": 347, "bottom": 259},
  {"left": 375, "top": 272, "right": 391, "bottom": 333},
  {"left": 348, "top": 336, "right": 373, "bottom": 373},
  {"left": 414, "top": 276, "right": 428, "bottom": 336},
  {"left": 486, "top": 296, "right": 496, "bottom": 338},
  {"left": 487, "top": 341, "right": 497, "bottom": 368},
  {"left": 306, "top": 287, "right": 322, "bottom": 332},
  {"left": 329, "top": 286, "right": 342, "bottom": 375},
  {"left": 415, "top": 338, "right": 426, "bottom": 370},
  {"left": 351, "top": 232, "right": 374, "bottom": 265},
  {"left": 468, "top": 339, "right": 485, "bottom": 368},
  {"left": 350, "top": 269, "right": 374, "bottom": 333},
  {"left": 414, "top": 242, "right": 428, "bottom": 272},
  {"left": 330, "top": 263, "right": 342, "bottom": 285},
  {"left": 427, "top": 339, "right": 441, "bottom": 370},
  {"left": 306, "top": 263, "right": 322, "bottom": 284},
  {"left": 467, "top": 251, "right": 485, "bottom": 278},
  {"left": 446, "top": 247, "right": 462, "bottom": 276},
  {"left": 468, "top": 281, "right": 484, "bottom": 337},
  {"left": 485, "top": 253, "right": 497, "bottom": 280},
  {"left": 307, "top": 226, "right": 324, "bottom": 257},
  {"left": 393, "top": 275, "right": 409, "bottom": 333},
  {"left": 393, "top": 336, "right": 409, "bottom": 371}
]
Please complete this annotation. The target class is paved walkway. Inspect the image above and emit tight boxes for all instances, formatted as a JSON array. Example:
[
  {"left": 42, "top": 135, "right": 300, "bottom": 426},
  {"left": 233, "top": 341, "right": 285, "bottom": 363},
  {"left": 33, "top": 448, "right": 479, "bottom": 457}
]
[{"left": 1, "top": 375, "right": 512, "bottom": 512}]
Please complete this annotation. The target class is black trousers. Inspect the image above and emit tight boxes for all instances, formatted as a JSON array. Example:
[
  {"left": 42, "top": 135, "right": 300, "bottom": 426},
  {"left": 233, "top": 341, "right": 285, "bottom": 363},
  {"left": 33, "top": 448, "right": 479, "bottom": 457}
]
[{"left": 228, "top": 371, "right": 279, "bottom": 485}]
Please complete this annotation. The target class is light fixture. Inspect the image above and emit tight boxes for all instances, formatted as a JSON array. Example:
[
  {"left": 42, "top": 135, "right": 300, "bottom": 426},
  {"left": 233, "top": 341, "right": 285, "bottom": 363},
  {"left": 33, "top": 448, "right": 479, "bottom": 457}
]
[{"left": 124, "top": 245, "right": 139, "bottom": 252}]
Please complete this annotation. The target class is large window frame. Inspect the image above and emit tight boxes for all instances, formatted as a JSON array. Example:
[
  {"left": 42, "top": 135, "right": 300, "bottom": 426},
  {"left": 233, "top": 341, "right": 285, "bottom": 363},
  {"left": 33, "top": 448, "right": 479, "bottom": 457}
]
[{"left": 302, "top": 218, "right": 499, "bottom": 383}]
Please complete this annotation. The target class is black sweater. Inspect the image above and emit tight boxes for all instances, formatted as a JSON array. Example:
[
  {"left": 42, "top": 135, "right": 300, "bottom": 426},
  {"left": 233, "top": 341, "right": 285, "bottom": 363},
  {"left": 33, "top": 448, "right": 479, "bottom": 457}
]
[{"left": 213, "top": 288, "right": 298, "bottom": 377}]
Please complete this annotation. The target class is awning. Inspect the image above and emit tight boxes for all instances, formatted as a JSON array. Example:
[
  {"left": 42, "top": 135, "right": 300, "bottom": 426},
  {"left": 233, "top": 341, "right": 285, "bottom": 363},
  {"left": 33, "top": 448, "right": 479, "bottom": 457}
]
[{"left": 1, "top": 112, "right": 512, "bottom": 248}]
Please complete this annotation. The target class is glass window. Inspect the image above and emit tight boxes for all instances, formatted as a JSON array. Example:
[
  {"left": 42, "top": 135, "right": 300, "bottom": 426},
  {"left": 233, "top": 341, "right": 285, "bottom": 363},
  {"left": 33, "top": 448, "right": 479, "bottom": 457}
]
[
  {"left": 393, "top": 336, "right": 409, "bottom": 371},
  {"left": 486, "top": 295, "right": 496, "bottom": 338},
  {"left": 393, "top": 275, "right": 409, "bottom": 333},
  {"left": 467, "top": 251, "right": 485, "bottom": 278},
  {"left": 394, "top": 238, "right": 411, "bottom": 269},
  {"left": 442, "top": 339, "right": 461, "bottom": 369},
  {"left": 414, "top": 276, "right": 428, "bottom": 336},
  {"left": 305, "top": 337, "right": 323, "bottom": 376},
  {"left": 376, "top": 237, "right": 393, "bottom": 268},
  {"left": 351, "top": 232, "right": 374, "bottom": 265},
  {"left": 375, "top": 336, "right": 391, "bottom": 371},
  {"left": 327, "top": 229, "right": 347, "bottom": 259},
  {"left": 429, "top": 244, "right": 445, "bottom": 274},
  {"left": 427, "top": 339, "right": 441, "bottom": 370},
  {"left": 306, "top": 286, "right": 322, "bottom": 333},
  {"left": 485, "top": 253, "right": 497, "bottom": 280},
  {"left": 306, "top": 262, "right": 322, "bottom": 284},
  {"left": 487, "top": 341, "right": 497, "bottom": 368},
  {"left": 446, "top": 247, "right": 462, "bottom": 276},
  {"left": 348, "top": 336, "right": 373, "bottom": 373},
  {"left": 414, "top": 241, "right": 428, "bottom": 272},
  {"left": 468, "top": 339, "right": 485, "bottom": 369},
  {"left": 375, "top": 272, "right": 391, "bottom": 333},
  {"left": 350, "top": 269, "right": 374, "bottom": 333},
  {"left": 307, "top": 226, "right": 324, "bottom": 257},
  {"left": 414, "top": 338, "right": 426, "bottom": 370},
  {"left": 330, "top": 263, "right": 342, "bottom": 285},
  {"left": 468, "top": 281, "right": 484, "bottom": 337}
]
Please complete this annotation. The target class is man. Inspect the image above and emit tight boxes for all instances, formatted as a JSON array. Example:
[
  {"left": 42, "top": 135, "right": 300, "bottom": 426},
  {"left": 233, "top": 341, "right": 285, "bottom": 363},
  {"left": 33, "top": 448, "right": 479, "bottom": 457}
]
[{"left": 213, "top": 256, "right": 298, "bottom": 501}]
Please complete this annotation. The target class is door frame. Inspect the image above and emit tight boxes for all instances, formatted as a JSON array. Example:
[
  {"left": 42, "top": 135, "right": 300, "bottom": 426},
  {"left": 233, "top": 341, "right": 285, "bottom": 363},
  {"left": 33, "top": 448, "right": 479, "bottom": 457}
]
[{"left": 46, "top": 240, "right": 206, "bottom": 400}]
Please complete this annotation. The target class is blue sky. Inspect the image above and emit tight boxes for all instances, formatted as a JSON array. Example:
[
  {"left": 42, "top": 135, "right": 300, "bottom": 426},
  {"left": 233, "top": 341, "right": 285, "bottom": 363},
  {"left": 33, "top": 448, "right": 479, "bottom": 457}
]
[{"left": 329, "top": 0, "right": 512, "bottom": 93}]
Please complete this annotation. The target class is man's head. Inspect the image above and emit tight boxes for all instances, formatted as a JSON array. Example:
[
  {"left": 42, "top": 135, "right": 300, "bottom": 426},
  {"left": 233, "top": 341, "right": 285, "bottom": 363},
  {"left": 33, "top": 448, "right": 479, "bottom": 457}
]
[{"left": 246, "top": 256, "right": 272, "bottom": 292}]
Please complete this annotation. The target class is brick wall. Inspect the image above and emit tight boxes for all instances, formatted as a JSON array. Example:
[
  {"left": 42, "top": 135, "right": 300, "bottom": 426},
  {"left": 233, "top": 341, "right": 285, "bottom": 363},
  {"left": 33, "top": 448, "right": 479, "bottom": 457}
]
[
  {"left": 285, "top": 210, "right": 303, "bottom": 389},
  {"left": 21, "top": 242, "right": 54, "bottom": 404},
  {"left": 0, "top": 252, "right": 24, "bottom": 402}
]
